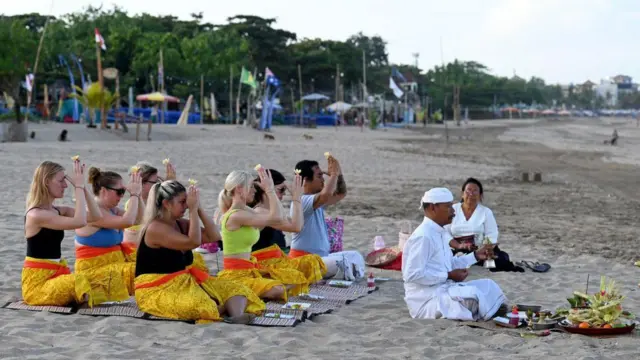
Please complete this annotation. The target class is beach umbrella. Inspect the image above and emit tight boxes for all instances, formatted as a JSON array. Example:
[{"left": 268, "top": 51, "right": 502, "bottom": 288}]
[
  {"left": 327, "top": 101, "right": 352, "bottom": 112},
  {"left": 302, "top": 93, "right": 330, "bottom": 101},
  {"left": 136, "top": 92, "right": 180, "bottom": 103}
]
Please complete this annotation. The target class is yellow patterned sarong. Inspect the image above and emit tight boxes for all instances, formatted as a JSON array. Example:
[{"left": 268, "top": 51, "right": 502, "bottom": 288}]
[
  {"left": 217, "top": 257, "right": 306, "bottom": 301},
  {"left": 21, "top": 257, "right": 100, "bottom": 306},
  {"left": 253, "top": 245, "right": 326, "bottom": 284},
  {"left": 74, "top": 243, "right": 136, "bottom": 304},
  {"left": 134, "top": 265, "right": 264, "bottom": 323}
]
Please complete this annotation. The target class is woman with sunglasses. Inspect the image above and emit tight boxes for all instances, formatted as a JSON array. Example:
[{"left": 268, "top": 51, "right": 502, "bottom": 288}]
[
  {"left": 249, "top": 169, "right": 326, "bottom": 284},
  {"left": 73, "top": 167, "right": 143, "bottom": 303},
  {"left": 123, "top": 160, "right": 176, "bottom": 246}
]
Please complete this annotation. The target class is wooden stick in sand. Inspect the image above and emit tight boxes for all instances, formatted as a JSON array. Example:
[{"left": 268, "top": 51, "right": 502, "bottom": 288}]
[{"left": 24, "top": 15, "right": 51, "bottom": 122}]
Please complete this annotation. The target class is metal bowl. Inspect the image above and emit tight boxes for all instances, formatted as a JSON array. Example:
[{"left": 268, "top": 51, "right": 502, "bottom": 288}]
[{"left": 532, "top": 320, "right": 557, "bottom": 330}]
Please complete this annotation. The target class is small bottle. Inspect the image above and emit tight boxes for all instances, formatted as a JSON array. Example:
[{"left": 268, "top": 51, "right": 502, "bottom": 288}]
[
  {"left": 508, "top": 305, "right": 520, "bottom": 326},
  {"left": 367, "top": 272, "right": 376, "bottom": 289},
  {"left": 373, "top": 236, "right": 386, "bottom": 251}
]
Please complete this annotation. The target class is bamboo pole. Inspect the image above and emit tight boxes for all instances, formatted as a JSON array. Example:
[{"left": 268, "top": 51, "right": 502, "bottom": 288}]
[
  {"left": 200, "top": 74, "right": 204, "bottom": 124},
  {"left": 159, "top": 49, "right": 165, "bottom": 124},
  {"left": 297, "top": 64, "right": 303, "bottom": 127},
  {"left": 96, "top": 43, "right": 106, "bottom": 129},
  {"left": 235, "top": 76, "right": 242, "bottom": 125},
  {"left": 24, "top": 18, "right": 51, "bottom": 123}
]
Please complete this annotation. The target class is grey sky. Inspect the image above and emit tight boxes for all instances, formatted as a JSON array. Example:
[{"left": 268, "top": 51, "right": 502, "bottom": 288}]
[{"left": 4, "top": 0, "right": 639, "bottom": 84}]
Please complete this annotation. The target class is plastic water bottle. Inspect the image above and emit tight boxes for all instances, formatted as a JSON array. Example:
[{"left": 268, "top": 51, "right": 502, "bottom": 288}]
[
  {"left": 400, "top": 220, "right": 412, "bottom": 235},
  {"left": 373, "top": 236, "right": 385, "bottom": 250}
]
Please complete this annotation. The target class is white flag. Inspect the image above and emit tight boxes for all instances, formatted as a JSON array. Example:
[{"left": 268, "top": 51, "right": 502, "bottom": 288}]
[
  {"left": 24, "top": 74, "right": 34, "bottom": 92},
  {"left": 389, "top": 77, "right": 404, "bottom": 98}
]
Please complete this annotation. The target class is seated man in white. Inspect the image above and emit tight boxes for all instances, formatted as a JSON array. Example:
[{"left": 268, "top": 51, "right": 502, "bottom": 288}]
[
  {"left": 402, "top": 187, "right": 507, "bottom": 320},
  {"left": 289, "top": 156, "right": 365, "bottom": 281}
]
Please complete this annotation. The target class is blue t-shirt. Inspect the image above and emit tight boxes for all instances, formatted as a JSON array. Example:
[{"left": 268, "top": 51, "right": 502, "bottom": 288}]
[{"left": 290, "top": 194, "right": 329, "bottom": 257}]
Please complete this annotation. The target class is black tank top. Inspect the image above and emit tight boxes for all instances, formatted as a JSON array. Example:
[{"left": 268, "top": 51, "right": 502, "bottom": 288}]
[
  {"left": 135, "top": 221, "right": 194, "bottom": 276},
  {"left": 25, "top": 207, "right": 64, "bottom": 259},
  {"left": 252, "top": 226, "right": 287, "bottom": 252}
]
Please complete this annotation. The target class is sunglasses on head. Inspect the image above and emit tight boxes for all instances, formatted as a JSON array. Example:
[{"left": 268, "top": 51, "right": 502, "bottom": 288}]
[{"left": 106, "top": 186, "right": 126, "bottom": 196}]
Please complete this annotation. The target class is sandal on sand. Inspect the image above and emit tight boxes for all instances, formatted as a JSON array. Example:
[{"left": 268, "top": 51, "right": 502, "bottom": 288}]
[
  {"left": 521, "top": 261, "right": 551, "bottom": 273},
  {"left": 223, "top": 314, "right": 257, "bottom": 325}
]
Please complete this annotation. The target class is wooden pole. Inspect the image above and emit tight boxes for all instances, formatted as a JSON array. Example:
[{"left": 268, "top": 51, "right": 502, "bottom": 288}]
[
  {"left": 115, "top": 73, "right": 120, "bottom": 130},
  {"left": 362, "top": 49, "right": 369, "bottom": 121},
  {"left": 229, "top": 66, "right": 233, "bottom": 123},
  {"left": 297, "top": 64, "right": 303, "bottom": 127},
  {"left": 159, "top": 49, "right": 165, "bottom": 124},
  {"left": 136, "top": 114, "right": 141, "bottom": 141},
  {"left": 200, "top": 74, "right": 204, "bottom": 124},
  {"left": 236, "top": 76, "right": 242, "bottom": 125},
  {"left": 24, "top": 18, "right": 51, "bottom": 123},
  {"left": 96, "top": 43, "right": 106, "bottom": 129}
]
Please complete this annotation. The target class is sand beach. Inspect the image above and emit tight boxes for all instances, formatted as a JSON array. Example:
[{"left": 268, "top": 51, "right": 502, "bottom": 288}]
[{"left": 0, "top": 117, "right": 638, "bottom": 359}]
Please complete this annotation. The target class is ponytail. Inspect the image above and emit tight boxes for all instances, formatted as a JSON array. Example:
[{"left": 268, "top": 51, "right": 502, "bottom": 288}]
[{"left": 218, "top": 188, "right": 232, "bottom": 214}]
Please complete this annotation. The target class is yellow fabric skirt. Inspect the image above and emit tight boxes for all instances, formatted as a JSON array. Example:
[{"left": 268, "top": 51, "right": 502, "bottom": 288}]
[
  {"left": 134, "top": 266, "right": 265, "bottom": 323},
  {"left": 74, "top": 244, "right": 136, "bottom": 304},
  {"left": 217, "top": 257, "right": 307, "bottom": 301},
  {"left": 21, "top": 257, "right": 99, "bottom": 307},
  {"left": 253, "top": 245, "right": 327, "bottom": 284}
]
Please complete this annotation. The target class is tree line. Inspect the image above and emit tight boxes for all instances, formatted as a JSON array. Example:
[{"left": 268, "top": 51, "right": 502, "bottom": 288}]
[{"left": 1, "top": 6, "right": 633, "bottom": 119}]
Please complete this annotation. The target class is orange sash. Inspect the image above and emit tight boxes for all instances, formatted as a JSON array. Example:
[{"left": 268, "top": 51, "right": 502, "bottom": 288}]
[
  {"left": 23, "top": 259, "right": 71, "bottom": 280},
  {"left": 288, "top": 248, "right": 312, "bottom": 259},
  {"left": 76, "top": 243, "right": 136, "bottom": 260},
  {"left": 222, "top": 257, "right": 261, "bottom": 270},
  {"left": 252, "top": 247, "right": 283, "bottom": 262},
  {"left": 135, "top": 266, "right": 209, "bottom": 290}
]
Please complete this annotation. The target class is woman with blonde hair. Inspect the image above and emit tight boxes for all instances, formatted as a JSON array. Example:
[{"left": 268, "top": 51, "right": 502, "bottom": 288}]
[
  {"left": 134, "top": 180, "right": 263, "bottom": 324},
  {"left": 249, "top": 169, "right": 327, "bottom": 284},
  {"left": 123, "top": 160, "right": 176, "bottom": 246},
  {"left": 216, "top": 168, "right": 308, "bottom": 301},
  {"left": 22, "top": 158, "right": 103, "bottom": 306},
  {"left": 73, "top": 167, "right": 142, "bottom": 303}
]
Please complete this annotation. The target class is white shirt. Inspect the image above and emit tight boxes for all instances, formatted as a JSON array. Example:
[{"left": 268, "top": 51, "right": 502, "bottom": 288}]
[
  {"left": 446, "top": 203, "right": 498, "bottom": 245},
  {"left": 402, "top": 217, "right": 478, "bottom": 318}
]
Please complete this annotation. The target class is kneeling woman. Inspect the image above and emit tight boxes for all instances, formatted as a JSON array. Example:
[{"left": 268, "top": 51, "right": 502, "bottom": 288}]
[
  {"left": 23, "top": 159, "right": 103, "bottom": 306},
  {"left": 217, "top": 168, "right": 308, "bottom": 301},
  {"left": 74, "top": 167, "right": 143, "bottom": 303},
  {"left": 135, "top": 180, "right": 263, "bottom": 323},
  {"left": 249, "top": 169, "right": 326, "bottom": 283}
]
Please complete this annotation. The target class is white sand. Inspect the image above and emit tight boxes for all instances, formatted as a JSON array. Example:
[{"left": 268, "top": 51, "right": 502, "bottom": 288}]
[{"left": 0, "top": 120, "right": 639, "bottom": 359}]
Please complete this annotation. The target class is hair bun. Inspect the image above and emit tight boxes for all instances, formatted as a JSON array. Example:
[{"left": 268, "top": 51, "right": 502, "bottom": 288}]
[{"left": 87, "top": 167, "right": 101, "bottom": 185}]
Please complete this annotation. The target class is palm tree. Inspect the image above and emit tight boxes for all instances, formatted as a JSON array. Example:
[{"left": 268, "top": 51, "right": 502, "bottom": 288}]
[{"left": 69, "top": 83, "right": 119, "bottom": 128}]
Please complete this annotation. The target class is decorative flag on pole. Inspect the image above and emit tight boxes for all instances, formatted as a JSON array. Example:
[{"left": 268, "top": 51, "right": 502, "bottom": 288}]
[
  {"left": 389, "top": 77, "right": 404, "bottom": 98},
  {"left": 391, "top": 67, "right": 407, "bottom": 83},
  {"left": 240, "top": 67, "right": 257, "bottom": 89},
  {"left": 265, "top": 67, "right": 280, "bottom": 87},
  {"left": 24, "top": 74, "right": 34, "bottom": 92},
  {"left": 95, "top": 28, "right": 106, "bottom": 51}
]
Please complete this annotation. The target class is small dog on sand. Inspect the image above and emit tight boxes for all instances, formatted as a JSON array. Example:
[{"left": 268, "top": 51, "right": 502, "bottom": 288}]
[
  {"left": 303, "top": 133, "right": 313, "bottom": 140},
  {"left": 264, "top": 133, "right": 275, "bottom": 140}
]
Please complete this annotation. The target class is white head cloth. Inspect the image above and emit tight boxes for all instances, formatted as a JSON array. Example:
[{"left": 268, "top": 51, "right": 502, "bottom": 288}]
[{"left": 420, "top": 187, "right": 454, "bottom": 206}]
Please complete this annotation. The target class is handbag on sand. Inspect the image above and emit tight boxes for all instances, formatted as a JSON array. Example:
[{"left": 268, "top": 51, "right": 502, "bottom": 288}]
[{"left": 325, "top": 216, "right": 344, "bottom": 254}]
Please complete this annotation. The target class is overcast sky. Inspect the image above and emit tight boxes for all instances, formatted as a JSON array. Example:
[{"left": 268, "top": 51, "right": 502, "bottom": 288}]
[{"left": 4, "top": 0, "right": 639, "bottom": 84}]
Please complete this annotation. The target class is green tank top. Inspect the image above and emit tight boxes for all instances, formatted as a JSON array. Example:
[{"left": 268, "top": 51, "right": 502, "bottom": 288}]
[{"left": 220, "top": 209, "right": 260, "bottom": 255}]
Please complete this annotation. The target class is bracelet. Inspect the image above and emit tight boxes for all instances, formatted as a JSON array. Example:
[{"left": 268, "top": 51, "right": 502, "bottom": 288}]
[
  {"left": 74, "top": 186, "right": 85, "bottom": 189},
  {"left": 130, "top": 193, "right": 140, "bottom": 198}
]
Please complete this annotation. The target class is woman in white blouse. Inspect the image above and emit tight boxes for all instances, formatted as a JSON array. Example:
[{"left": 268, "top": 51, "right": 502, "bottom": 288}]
[{"left": 446, "top": 178, "right": 523, "bottom": 272}]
